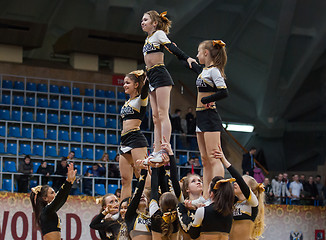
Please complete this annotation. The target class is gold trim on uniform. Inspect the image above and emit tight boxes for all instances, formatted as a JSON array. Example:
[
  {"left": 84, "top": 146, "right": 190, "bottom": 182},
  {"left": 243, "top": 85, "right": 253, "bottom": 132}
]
[
  {"left": 196, "top": 105, "right": 216, "bottom": 111},
  {"left": 121, "top": 128, "right": 140, "bottom": 137},
  {"left": 146, "top": 63, "right": 165, "bottom": 71}
]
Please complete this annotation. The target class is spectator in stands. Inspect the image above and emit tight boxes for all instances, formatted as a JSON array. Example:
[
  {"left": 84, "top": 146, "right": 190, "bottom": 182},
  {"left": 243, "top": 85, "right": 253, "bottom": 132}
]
[
  {"left": 315, "top": 175, "right": 324, "bottom": 205},
  {"left": 115, "top": 188, "right": 121, "bottom": 199},
  {"left": 171, "top": 108, "right": 184, "bottom": 133},
  {"left": 289, "top": 174, "right": 303, "bottom": 205},
  {"left": 263, "top": 177, "right": 274, "bottom": 204},
  {"left": 186, "top": 107, "right": 196, "bottom": 135},
  {"left": 18, "top": 155, "right": 33, "bottom": 193},
  {"left": 280, "top": 176, "right": 291, "bottom": 204},
  {"left": 83, "top": 163, "right": 106, "bottom": 196},
  {"left": 98, "top": 152, "right": 109, "bottom": 170},
  {"left": 108, "top": 154, "right": 120, "bottom": 179},
  {"left": 271, "top": 173, "right": 283, "bottom": 204},
  {"left": 53, "top": 157, "right": 68, "bottom": 191},
  {"left": 299, "top": 174, "right": 306, "bottom": 185},
  {"left": 242, "top": 147, "right": 257, "bottom": 177},
  {"left": 283, "top": 172, "right": 291, "bottom": 189},
  {"left": 67, "top": 151, "right": 75, "bottom": 162},
  {"left": 303, "top": 176, "right": 318, "bottom": 205},
  {"left": 253, "top": 167, "right": 265, "bottom": 183},
  {"left": 36, "top": 160, "right": 53, "bottom": 185}
]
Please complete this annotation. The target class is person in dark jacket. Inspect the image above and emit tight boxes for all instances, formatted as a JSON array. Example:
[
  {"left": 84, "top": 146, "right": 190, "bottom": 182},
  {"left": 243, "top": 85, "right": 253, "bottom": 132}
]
[
  {"left": 37, "top": 160, "right": 53, "bottom": 185},
  {"left": 18, "top": 155, "right": 33, "bottom": 193},
  {"left": 242, "top": 147, "right": 257, "bottom": 177},
  {"left": 53, "top": 157, "right": 68, "bottom": 191}
]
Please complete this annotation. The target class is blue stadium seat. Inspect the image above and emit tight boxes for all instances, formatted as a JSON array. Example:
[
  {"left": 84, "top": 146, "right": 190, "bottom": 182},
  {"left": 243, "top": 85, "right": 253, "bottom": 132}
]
[
  {"left": 38, "top": 98, "right": 48, "bottom": 107},
  {"left": 71, "top": 147, "right": 82, "bottom": 159},
  {"left": 72, "top": 87, "right": 80, "bottom": 95},
  {"left": 95, "top": 149, "right": 104, "bottom": 160},
  {"left": 85, "top": 88, "right": 94, "bottom": 96},
  {"left": 47, "top": 180, "right": 53, "bottom": 187},
  {"left": 84, "top": 102, "right": 94, "bottom": 112},
  {"left": 13, "top": 96, "right": 24, "bottom": 105},
  {"left": 95, "top": 133, "right": 105, "bottom": 144},
  {"left": 32, "top": 162, "right": 41, "bottom": 173},
  {"left": 105, "top": 90, "right": 115, "bottom": 99},
  {"left": 73, "top": 101, "right": 82, "bottom": 111},
  {"left": 83, "top": 165, "right": 92, "bottom": 174},
  {"left": 11, "top": 110, "right": 21, "bottom": 121},
  {"left": 21, "top": 127, "right": 32, "bottom": 138},
  {"left": 3, "top": 161, "right": 17, "bottom": 172},
  {"left": 0, "top": 125, "right": 5, "bottom": 137},
  {"left": 96, "top": 89, "right": 105, "bottom": 97},
  {"left": 83, "top": 148, "right": 94, "bottom": 159},
  {"left": 48, "top": 113, "right": 59, "bottom": 124},
  {"left": 2, "top": 80, "right": 13, "bottom": 89},
  {"left": 30, "top": 180, "right": 38, "bottom": 189},
  {"left": 0, "top": 109, "right": 10, "bottom": 120},
  {"left": 2, "top": 179, "right": 15, "bottom": 192},
  {"left": 26, "top": 96, "right": 35, "bottom": 106},
  {"left": 36, "top": 112, "right": 45, "bottom": 123},
  {"left": 20, "top": 143, "right": 32, "bottom": 155},
  {"left": 107, "top": 104, "right": 117, "bottom": 114},
  {"left": 47, "top": 129, "right": 57, "bottom": 140},
  {"left": 107, "top": 134, "right": 118, "bottom": 145},
  {"left": 37, "top": 83, "right": 47, "bottom": 92},
  {"left": 9, "top": 126, "right": 21, "bottom": 138},
  {"left": 95, "top": 117, "right": 105, "bottom": 128},
  {"left": 2, "top": 95, "right": 10, "bottom": 104},
  {"left": 179, "top": 155, "right": 188, "bottom": 165},
  {"left": 33, "top": 144, "right": 43, "bottom": 156},
  {"left": 117, "top": 92, "right": 126, "bottom": 100},
  {"left": 49, "top": 99, "right": 59, "bottom": 109},
  {"left": 33, "top": 129, "right": 45, "bottom": 139},
  {"left": 71, "top": 131, "right": 81, "bottom": 142},
  {"left": 58, "top": 130, "right": 69, "bottom": 141},
  {"left": 61, "top": 100, "right": 72, "bottom": 110},
  {"left": 22, "top": 111, "right": 34, "bottom": 122},
  {"left": 95, "top": 184, "right": 106, "bottom": 196},
  {"left": 108, "top": 184, "right": 119, "bottom": 194},
  {"left": 50, "top": 84, "right": 59, "bottom": 93},
  {"left": 108, "top": 150, "right": 117, "bottom": 160},
  {"left": 83, "top": 132, "right": 94, "bottom": 143},
  {"left": 14, "top": 81, "right": 24, "bottom": 90},
  {"left": 60, "top": 86, "right": 71, "bottom": 94},
  {"left": 72, "top": 115, "right": 83, "bottom": 126},
  {"left": 84, "top": 116, "right": 94, "bottom": 127},
  {"left": 7, "top": 143, "right": 17, "bottom": 155},
  {"left": 26, "top": 82, "right": 37, "bottom": 91},
  {"left": 59, "top": 146, "right": 69, "bottom": 157},
  {"left": 60, "top": 113, "right": 70, "bottom": 125},
  {"left": 46, "top": 145, "right": 58, "bottom": 157},
  {"left": 0, "top": 142, "right": 5, "bottom": 153},
  {"left": 95, "top": 103, "right": 105, "bottom": 113}
]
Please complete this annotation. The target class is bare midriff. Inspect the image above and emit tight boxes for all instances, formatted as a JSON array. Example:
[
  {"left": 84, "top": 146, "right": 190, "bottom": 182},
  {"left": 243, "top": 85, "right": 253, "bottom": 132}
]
[
  {"left": 144, "top": 52, "right": 164, "bottom": 69},
  {"left": 197, "top": 92, "right": 216, "bottom": 108},
  {"left": 122, "top": 119, "right": 142, "bottom": 135}
]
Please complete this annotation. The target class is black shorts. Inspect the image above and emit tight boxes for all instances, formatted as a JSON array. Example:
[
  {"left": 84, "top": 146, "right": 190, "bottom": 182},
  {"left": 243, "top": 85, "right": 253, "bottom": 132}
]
[
  {"left": 146, "top": 64, "right": 174, "bottom": 92},
  {"left": 119, "top": 129, "right": 148, "bottom": 154},
  {"left": 196, "top": 108, "right": 223, "bottom": 132}
]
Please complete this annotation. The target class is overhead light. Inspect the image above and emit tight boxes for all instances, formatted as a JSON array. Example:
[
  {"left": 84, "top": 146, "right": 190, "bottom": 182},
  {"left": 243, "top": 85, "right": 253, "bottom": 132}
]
[{"left": 223, "top": 123, "right": 254, "bottom": 132}]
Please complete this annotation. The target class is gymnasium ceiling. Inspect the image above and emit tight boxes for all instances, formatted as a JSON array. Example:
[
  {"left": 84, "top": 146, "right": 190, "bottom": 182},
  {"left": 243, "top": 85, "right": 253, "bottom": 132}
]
[{"left": 1, "top": 0, "right": 326, "bottom": 171}]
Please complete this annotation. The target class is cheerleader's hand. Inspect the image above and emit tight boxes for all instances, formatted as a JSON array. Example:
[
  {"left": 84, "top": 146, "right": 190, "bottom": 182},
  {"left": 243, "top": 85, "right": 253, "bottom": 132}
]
[
  {"left": 161, "top": 136, "right": 173, "bottom": 155},
  {"left": 187, "top": 57, "right": 198, "bottom": 68},
  {"left": 204, "top": 102, "right": 214, "bottom": 109},
  {"left": 136, "top": 159, "right": 148, "bottom": 170},
  {"left": 184, "top": 199, "right": 197, "bottom": 210},
  {"left": 67, "top": 163, "right": 77, "bottom": 184}
]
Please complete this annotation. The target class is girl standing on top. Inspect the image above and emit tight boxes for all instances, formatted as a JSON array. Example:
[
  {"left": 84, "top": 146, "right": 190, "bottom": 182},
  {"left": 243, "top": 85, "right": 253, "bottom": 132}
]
[{"left": 141, "top": 10, "right": 196, "bottom": 163}]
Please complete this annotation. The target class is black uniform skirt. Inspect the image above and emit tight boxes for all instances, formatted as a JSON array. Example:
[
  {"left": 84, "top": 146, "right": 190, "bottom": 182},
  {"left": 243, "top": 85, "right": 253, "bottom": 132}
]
[
  {"left": 196, "top": 108, "right": 224, "bottom": 132},
  {"left": 119, "top": 129, "right": 148, "bottom": 154},
  {"left": 146, "top": 64, "right": 174, "bottom": 92}
]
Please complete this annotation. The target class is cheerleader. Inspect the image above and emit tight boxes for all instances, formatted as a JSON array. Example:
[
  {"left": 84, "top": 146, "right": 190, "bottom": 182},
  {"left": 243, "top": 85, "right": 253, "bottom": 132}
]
[
  {"left": 214, "top": 148, "right": 265, "bottom": 240},
  {"left": 90, "top": 196, "right": 131, "bottom": 240},
  {"left": 181, "top": 40, "right": 228, "bottom": 198},
  {"left": 119, "top": 70, "right": 149, "bottom": 200},
  {"left": 30, "top": 163, "right": 76, "bottom": 240},
  {"left": 141, "top": 10, "right": 196, "bottom": 163}
]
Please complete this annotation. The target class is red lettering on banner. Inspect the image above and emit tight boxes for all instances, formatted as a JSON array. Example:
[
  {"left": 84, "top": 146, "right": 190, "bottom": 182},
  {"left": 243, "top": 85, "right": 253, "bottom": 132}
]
[
  {"left": 112, "top": 75, "right": 125, "bottom": 86},
  {"left": 66, "top": 214, "right": 81, "bottom": 240},
  {"left": 11, "top": 212, "right": 28, "bottom": 240},
  {"left": 32, "top": 212, "right": 43, "bottom": 240},
  {"left": 0, "top": 211, "right": 9, "bottom": 240}
]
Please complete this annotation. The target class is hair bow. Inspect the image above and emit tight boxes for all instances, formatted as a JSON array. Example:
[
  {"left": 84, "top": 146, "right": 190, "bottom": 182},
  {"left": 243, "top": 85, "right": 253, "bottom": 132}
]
[
  {"left": 162, "top": 210, "right": 177, "bottom": 223},
  {"left": 212, "top": 40, "right": 226, "bottom": 47},
  {"left": 31, "top": 185, "right": 42, "bottom": 195},
  {"left": 213, "top": 178, "right": 235, "bottom": 190},
  {"left": 179, "top": 176, "right": 187, "bottom": 183},
  {"left": 257, "top": 183, "right": 265, "bottom": 193},
  {"left": 160, "top": 11, "right": 168, "bottom": 21},
  {"left": 130, "top": 70, "right": 144, "bottom": 78}
]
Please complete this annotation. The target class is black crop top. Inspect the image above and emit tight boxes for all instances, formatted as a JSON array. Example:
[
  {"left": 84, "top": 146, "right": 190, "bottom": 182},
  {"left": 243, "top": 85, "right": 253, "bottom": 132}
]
[
  {"left": 120, "top": 80, "right": 149, "bottom": 122},
  {"left": 227, "top": 165, "right": 258, "bottom": 222},
  {"left": 90, "top": 213, "right": 130, "bottom": 240},
  {"left": 125, "top": 169, "right": 151, "bottom": 235},
  {"left": 40, "top": 181, "right": 72, "bottom": 235}
]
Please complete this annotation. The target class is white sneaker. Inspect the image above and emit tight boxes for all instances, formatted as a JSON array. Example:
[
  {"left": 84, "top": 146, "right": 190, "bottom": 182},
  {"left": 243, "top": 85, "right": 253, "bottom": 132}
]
[
  {"left": 143, "top": 152, "right": 157, "bottom": 165},
  {"left": 149, "top": 149, "right": 167, "bottom": 163}
]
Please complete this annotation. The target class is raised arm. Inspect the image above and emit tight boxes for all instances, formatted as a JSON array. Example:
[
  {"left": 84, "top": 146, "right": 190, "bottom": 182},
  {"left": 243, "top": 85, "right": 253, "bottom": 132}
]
[{"left": 149, "top": 167, "right": 160, "bottom": 217}]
